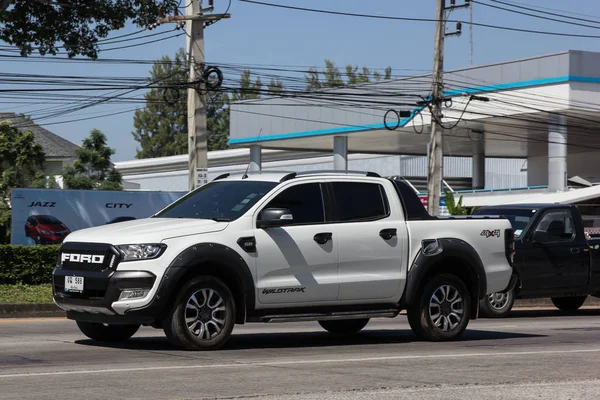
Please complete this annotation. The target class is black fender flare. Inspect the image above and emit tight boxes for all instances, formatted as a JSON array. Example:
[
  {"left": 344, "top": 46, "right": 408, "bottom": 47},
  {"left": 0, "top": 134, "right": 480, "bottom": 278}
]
[
  {"left": 402, "top": 238, "right": 487, "bottom": 318},
  {"left": 165, "top": 243, "right": 256, "bottom": 323}
]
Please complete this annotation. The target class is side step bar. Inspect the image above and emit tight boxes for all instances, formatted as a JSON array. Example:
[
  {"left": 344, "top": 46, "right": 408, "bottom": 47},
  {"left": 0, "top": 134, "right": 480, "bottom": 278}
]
[{"left": 258, "top": 309, "right": 400, "bottom": 323}]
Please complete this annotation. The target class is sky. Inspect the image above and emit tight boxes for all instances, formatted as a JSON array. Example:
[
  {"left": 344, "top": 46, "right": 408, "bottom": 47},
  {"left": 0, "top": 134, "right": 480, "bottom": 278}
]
[{"left": 2, "top": 0, "right": 600, "bottom": 161}]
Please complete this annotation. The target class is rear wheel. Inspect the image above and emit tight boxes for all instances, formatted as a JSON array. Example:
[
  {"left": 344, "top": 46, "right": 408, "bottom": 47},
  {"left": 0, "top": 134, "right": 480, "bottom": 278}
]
[
  {"left": 408, "top": 273, "right": 471, "bottom": 341},
  {"left": 551, "top": 296, "right": 587, "bottom": 311},
  {"left": 76, "top": 321, "right": 140, "bottom": 342},
  {"left": 479, "top": 289, "right": 515, "bottom": 318},
  {"left": 318, "top": 318, "right": 370, "bottom": 334},
  {"left": 163, "top": 276, "right": 236, "bottom": 351}
]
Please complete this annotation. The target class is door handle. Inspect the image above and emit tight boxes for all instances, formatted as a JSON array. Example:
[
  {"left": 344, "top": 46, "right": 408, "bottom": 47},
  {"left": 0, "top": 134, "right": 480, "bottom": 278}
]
[
  {"left": 313, "top": 232, "right": 332, "bottom": 245},
  {"left": 571, "top": 248, "right": 581, "bottom": 254},
  {"left": 379, "top": 228, "right": 397, "bottom": 240}
]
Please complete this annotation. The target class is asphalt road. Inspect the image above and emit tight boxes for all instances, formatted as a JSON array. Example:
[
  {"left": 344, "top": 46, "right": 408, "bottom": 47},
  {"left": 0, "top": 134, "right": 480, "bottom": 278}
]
[{"left": 1, "top": 309, "right": 600, "bottom": 399}]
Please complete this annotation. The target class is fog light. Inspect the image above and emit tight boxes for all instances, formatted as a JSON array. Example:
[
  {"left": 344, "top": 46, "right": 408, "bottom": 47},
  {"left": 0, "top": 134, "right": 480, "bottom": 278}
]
[{"left": 119, "top": 289, "right": 149, "bottom": 301}]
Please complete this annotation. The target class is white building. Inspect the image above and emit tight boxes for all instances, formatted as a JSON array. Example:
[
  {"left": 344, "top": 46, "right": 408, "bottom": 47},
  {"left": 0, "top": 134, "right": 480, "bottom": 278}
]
[{"left": 115, "top": 148, "right": 527, "bottom": 193}]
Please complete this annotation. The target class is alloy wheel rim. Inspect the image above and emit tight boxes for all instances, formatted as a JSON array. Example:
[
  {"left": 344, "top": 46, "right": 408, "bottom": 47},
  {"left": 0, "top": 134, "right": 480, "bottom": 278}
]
[
  {"left": 185, "top": 288, "right": 227, "bottom": 340},
  {"left": 488, "top": 292, "right": 510, "bottom": 310},
  {"left": 429, "top": 285, "right": 464, "bottom": 332}
]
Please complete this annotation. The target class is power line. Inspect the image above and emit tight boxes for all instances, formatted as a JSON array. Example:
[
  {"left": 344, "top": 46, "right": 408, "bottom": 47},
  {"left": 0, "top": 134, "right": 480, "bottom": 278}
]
[
  {"left": 487, "top": 0, "right": 600, "bottom": 25},
  {"left": 239, "top": 0, "right": 600, "bottom": 39},
  {"left": 98, "top": 32, "right": 185, "bottom": 52},
  {"left": 472, "top": 0, "right": 600, "bottom": 30},
  {"left": 0, "top": 28, "right": 171, "bottom": 53}
]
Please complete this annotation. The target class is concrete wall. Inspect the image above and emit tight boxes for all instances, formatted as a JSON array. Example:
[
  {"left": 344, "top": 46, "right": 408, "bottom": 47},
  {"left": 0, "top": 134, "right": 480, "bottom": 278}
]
[{"left": 528, "top": 151, "right": 600, "bottom": 187}]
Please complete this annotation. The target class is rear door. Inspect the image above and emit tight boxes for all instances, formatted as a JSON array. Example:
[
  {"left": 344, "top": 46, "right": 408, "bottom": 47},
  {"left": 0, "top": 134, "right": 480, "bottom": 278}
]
[
  {"left": 331, "top": 180, "right": 407, "bottom": 301},
  {"left": 521, "top": 209, "right": 588, "bottom": 291}
]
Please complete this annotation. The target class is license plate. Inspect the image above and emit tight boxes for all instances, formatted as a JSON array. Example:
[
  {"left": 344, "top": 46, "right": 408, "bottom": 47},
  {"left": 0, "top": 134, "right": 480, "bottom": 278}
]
[{"left": 65, "top": 276, "right": 84, "bottom": 293}]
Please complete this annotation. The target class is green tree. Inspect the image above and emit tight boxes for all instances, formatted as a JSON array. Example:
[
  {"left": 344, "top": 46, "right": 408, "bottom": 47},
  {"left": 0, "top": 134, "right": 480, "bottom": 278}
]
[
  {"left": 207, "top": 90, "right": 230, "bottom": 152},
  {"left": 267, "top": 78, "right": 284, "bottom": 94},
  {"left": 231, "top": 69, "right": 263, "bottom": 102},
  {"left": 132, "top": 48, "right": 189, "bottom": 159},
  {"left": 132, "top": 51, "right": 266, "bottom": 158},
  {"left": 62, "top": 129, "right": 122, "bottom": 191},
  {"left": 444, "top": 190, "right": 470, "bottom": 216},
  {"left": 305, "top": 59, "right": 393, "bottom": 90},
  {"left": 0, "top": 122, "right": 46, "bottom": 243},
  {"left": 0, "top": 0, "right": 179, "bottom": 58}
]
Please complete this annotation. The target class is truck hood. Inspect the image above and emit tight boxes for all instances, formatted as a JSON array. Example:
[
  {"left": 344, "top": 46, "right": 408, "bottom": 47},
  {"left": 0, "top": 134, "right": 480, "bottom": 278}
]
[{"left": 63, "top": 218, "right": 228, "bottom": 245}]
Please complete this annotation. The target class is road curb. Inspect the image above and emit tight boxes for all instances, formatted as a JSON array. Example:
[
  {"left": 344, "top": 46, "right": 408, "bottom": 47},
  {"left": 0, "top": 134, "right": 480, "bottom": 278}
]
[
  {"left": 0, "top": 303, "right": 65, "bottom": 318},
  {"left": 1, "top": 297, "right": 599, "bottom": 318}
]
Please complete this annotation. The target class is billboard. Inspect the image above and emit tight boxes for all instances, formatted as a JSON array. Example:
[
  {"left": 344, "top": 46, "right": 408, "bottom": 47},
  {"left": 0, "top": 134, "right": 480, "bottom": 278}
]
[
  {"left": 10, "top": 188, "right": 187, "bottom": 246},
  {"left": 418, "top": 195, "right": 449, "bottom": 216}
]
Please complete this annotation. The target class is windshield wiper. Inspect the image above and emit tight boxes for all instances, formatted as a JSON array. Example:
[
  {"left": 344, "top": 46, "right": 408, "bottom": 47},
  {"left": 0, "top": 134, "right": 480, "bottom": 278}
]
[{"left": 210, "top": 217, "right": 231, "bottom": 222}]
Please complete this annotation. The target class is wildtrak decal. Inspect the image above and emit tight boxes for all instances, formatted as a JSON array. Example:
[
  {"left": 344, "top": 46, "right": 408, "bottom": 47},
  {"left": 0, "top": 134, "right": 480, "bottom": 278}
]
[{"left": 262, "top": 287, "right": 306, "bottom": 294}]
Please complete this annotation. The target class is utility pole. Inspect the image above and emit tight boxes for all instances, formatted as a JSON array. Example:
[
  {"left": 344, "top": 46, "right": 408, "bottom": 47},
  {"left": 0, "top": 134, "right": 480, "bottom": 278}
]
[
  {"left": 157, "top": 1, "right": 230, "bottom": 191},
  {"left": 426, "top": 0, "right": 469, "bottom": 216},
  {"left": 186, "top": 0, "right": 207, "bottom": 192},
  {"left": 426, "top": 0, "right": 447, "bottom": 217},
  {"left": 469, "top": 2, "right": 473, "bottom": 65}
]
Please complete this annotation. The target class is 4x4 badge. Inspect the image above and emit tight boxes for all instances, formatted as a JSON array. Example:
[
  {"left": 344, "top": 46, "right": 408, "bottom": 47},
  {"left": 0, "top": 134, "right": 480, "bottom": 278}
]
[{"left": 480, "top": 229, "right": 501, "bottom": 238}]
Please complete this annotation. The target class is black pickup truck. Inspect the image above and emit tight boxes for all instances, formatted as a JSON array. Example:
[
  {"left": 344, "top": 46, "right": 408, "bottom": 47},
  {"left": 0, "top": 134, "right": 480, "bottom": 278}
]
[{"left": 472, "top": 203, "right": 600, "bottom": 317}]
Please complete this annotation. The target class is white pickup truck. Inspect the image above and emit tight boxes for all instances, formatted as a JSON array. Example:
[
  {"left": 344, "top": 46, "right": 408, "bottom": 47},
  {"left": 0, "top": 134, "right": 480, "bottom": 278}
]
[{"left": 52, "top": 170, "right": 516, "bottom": 350}]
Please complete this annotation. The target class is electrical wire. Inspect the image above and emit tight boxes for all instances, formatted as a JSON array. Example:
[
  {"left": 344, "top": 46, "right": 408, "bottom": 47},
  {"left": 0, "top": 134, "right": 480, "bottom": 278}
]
[
  {"left": 97, "top": 32, "right": 185, "bottom": 52},
  {"left": 0, "top": 28, "right": 170, "bottom": 53},
  {"left": 472, "top": 0, "right": 600, "bottom": 30},
  {"left": 487, "top": 0, "right": 600, "bottom": 25},
  {"left": 239, "top": 0, "right": 600, "bottom": 39}
]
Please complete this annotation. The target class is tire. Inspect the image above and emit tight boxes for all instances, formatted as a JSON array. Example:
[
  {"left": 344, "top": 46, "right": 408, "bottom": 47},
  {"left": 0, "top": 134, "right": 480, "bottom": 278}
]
[
  {"left": 551, "top": 295, "right": 587, "bottom": 311},
  {"left": 479, "top": 289, "right": 515, "bottom": 318},
  {"left": 163, "top": 275, "right": 236, "bottom": 351},
  {"left": 76, "top": 321, "right": 140, "bottom": 342},
  {"left": 318, "top": 318, "right": 370, "bottom": 334},
  {"left": 407, "top": 273, "right": 471, "bottom": 341}
]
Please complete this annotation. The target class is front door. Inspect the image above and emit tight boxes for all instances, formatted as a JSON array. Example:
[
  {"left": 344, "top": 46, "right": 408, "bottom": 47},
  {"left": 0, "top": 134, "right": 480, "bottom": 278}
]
[
  {"left": 254, "top": 182, "right": 339, "bottom": 305},
  {"left": 330, "top": 181, "right": 407, "bottom": 301},
  {"left": 521, "top": 209, "right": 588, "bottom": 292}
]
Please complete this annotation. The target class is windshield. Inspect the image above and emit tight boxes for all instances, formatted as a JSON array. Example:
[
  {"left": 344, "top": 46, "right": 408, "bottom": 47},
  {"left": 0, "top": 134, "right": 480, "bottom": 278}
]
[
  {"left": 473, "top": 208, "right": 537, "bottom": 238},
  {"left": 36, "top": 215, "right": 62, "bottom": 225},
  {"left": 153, "top": 180, "right": 278, "bottom": 221}
]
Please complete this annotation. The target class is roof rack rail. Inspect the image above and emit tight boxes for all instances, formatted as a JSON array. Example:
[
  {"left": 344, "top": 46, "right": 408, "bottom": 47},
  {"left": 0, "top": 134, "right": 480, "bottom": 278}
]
[{"left": 279, "top": 170, "right": 381, "bottom": 182}]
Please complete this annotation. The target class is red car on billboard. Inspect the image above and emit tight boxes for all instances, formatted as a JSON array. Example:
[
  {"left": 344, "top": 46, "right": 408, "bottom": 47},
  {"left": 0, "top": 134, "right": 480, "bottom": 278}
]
[{"left": 25, "top": 215, "right": 71, "bottom": 245}]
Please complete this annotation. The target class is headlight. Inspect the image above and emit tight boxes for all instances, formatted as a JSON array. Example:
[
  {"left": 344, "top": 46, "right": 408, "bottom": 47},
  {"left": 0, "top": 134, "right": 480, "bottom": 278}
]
[
  {"left": 40, "top": 230, "right": 53, "bottom": 235},
  {"left": 116, "top": 244, "right": 166, "bottom": 261}
]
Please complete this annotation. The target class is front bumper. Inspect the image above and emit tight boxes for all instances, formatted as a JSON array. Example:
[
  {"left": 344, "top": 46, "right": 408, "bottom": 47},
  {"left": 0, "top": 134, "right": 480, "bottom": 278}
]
[
  {"left": 53, "top": 266, "right": 188, "bottom": 325},
  {"left": 53, "top": 268, "right": 157, "bottom": 321}
]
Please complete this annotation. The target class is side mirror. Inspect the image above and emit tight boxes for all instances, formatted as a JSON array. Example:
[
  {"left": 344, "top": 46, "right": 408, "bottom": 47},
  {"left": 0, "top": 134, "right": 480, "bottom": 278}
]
[
  {"left": 532, "top": 230, "right": 546, "bottom": 243},
  {"left": 257, "top": 208, "right": 294, "bottom": 229}
]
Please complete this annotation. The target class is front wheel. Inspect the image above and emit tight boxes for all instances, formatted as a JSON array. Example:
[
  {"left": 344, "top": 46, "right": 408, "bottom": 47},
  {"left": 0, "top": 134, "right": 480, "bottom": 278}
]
[
  {"left": 551, "top": 296, "right": 587, "bottom": 312},
  {"left": 407, "top": 273, "right": 471, "bottom": 341},
  {"left": 76, "top": 321, "right": 140, "bottom": 342},
  {"left": 318, "top": 318, "right": 370, "bottom": 334},
  {"left": 163, "top": 276, "right": 236, "bottom": 351},
  {"left": 479, "top": 289, "right": 515, "bottom": 318}
]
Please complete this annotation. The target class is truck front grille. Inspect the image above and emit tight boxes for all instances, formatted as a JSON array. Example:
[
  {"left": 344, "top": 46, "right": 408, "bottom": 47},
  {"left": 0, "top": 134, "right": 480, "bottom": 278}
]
[{"left": 58, "top": 242, "right": 120, "bottom": 272}]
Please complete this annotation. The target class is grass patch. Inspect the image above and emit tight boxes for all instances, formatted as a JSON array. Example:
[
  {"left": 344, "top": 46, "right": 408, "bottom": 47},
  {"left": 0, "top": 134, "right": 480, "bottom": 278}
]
[{"left": 0, "top": 284, "right": 53, "bottom": 304}]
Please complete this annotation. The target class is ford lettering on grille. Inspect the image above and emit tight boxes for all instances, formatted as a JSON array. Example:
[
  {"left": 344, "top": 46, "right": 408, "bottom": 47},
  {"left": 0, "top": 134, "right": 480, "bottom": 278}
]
[{"left": 61, "top": 253, "right": 105, "bottom": 264}]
